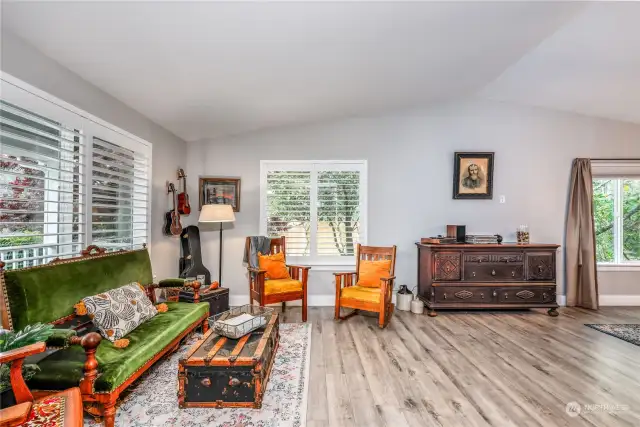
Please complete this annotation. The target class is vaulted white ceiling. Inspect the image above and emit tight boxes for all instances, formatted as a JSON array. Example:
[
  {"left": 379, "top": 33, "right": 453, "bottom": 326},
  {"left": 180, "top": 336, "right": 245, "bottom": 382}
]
[
  {"left": 481, "top": 2, "right": 640, "bottom": 126},
  {"left": 2, "top": 2, "right": 638, "bottom": 142}
]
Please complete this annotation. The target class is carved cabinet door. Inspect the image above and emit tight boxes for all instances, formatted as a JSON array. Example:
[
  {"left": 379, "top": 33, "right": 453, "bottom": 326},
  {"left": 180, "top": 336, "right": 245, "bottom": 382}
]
[
  {"left": 526, "top": 253, "right": 555, "bottom": 281},
  {"left": 433, "top": 252, "right": 462, "bottom": 281}
]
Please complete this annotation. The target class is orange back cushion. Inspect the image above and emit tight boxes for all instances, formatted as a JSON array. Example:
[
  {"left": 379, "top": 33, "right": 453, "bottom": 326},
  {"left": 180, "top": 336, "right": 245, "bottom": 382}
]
[
  {"left": 357, "top": 259, "right": 392, "bottom": 288},
  {"left": 258, "top": 251, "right": 291, "bottom": 280}
]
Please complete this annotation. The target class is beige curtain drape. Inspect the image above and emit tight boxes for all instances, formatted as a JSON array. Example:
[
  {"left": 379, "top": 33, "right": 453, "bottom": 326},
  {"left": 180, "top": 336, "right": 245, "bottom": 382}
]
[{"left": 565, "top": 158, "right": 599, "bottom": 309}]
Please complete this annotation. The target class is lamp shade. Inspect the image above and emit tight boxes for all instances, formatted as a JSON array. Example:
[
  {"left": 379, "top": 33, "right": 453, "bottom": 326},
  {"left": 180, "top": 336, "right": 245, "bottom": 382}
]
[{"left": 199, "top": 204, "right": 236, "bottom": 223}]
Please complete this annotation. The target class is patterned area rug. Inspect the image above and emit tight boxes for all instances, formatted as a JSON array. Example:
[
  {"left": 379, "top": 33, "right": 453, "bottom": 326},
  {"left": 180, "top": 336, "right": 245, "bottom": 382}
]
[
  {"left": 87, "top": 323, "right": 311, "bottom": 427},
  {"left": 585, "top": 324, "right": 640, "bottom": 347}
]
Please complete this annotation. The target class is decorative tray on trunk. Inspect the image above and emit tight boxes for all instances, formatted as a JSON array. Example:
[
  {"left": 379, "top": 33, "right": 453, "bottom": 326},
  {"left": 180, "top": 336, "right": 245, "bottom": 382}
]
[{"left": 209, "top": 305, "right": 273, "bottom": 339}]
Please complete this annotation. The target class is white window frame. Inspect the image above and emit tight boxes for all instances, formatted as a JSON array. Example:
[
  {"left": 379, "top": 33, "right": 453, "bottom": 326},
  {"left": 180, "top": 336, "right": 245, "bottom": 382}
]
[
  {"left": 592, "top": 161, "right": 640, "bottom": 271},
  {"left": 1, "top": 73, "right": 153, "bottom": 262},
  {"left": 260, "top": 160, "right": 367, "bottom": 268}
]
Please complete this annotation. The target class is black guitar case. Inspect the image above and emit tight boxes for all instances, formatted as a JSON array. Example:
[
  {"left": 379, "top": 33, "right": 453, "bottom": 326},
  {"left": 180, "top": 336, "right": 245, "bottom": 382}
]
[{"left": 179, "top": 225, "right": 211, "bottom": 286}]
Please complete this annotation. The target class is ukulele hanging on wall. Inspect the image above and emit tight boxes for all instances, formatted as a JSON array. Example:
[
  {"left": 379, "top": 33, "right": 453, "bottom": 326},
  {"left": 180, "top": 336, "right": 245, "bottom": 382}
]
[
  {"left": 177, "top": 168, "right": 191, "bottom": 215},
  {"left": 164, "top": 183, "right": 182, "bottom": 236}
]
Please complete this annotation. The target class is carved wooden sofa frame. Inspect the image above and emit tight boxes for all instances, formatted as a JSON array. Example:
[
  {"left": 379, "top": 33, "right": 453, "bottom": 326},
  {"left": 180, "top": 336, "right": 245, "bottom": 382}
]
[{"left": 0, "top": 245, "right": 208, "bottom": 427}]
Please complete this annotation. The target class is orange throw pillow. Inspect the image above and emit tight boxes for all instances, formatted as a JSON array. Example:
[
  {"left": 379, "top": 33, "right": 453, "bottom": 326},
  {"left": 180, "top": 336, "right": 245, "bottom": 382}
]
[
  {"left": 357, "top": 259, "right": 392, "bottom": 288},
  {"left": 258, "top": 252, "right": 291, "bottom": 280}
]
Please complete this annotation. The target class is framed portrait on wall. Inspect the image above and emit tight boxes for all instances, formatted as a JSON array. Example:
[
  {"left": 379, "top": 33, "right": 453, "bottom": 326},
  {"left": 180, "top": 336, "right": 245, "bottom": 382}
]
[
  {"left": 199, "top": 177, "right": 241, "bottom": 212},
  {"left": 453, "top": 152, "right": 494, "bottom": 199}
]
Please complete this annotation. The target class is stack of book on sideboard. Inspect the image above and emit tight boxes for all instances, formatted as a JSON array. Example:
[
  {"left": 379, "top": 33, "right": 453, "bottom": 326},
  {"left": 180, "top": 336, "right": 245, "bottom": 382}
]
[{"left": 465, "top": 234, "right": 499, "bottom": 244}]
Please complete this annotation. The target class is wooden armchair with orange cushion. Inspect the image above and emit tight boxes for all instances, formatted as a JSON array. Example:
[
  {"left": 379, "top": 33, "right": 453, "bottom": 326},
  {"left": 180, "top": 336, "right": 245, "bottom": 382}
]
[
  {"left": 0, "top": 342, "right": 83, "bottom": 427},
  {"left": 245, "top": 237, "right": 310, "bottom": 322},
  {"left": 334, "top": 244, "right": 397, "bottom": 328}
]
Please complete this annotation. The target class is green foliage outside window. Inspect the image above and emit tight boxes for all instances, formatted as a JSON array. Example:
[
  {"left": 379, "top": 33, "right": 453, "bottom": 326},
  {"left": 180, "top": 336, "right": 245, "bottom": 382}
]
[{"left": 593, "top": 179, "right": 640, "bottom": 263}]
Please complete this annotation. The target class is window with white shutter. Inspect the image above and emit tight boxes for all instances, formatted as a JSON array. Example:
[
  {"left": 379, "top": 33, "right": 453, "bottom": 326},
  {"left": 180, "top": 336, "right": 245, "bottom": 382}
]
[
  {"left": 261, "top": 161, "right": 367, "bottom": 265},
  {"left": 91, "top": 138, "right": 149, "bottom": 251},
  {"left": 1, "top": 75, "right": 151, "bottom": 270},
  {"left": 0, "top": 100, "right": 85, "bottom": 269}
]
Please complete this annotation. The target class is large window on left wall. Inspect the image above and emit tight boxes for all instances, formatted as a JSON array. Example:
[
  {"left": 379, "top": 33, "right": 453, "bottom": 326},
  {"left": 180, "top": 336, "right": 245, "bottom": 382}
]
[{"left": 0, "top": 76, "right": 151, "bottom": 270}]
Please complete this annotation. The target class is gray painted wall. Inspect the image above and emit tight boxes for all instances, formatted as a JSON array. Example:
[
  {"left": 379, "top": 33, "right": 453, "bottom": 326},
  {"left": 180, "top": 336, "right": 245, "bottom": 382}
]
[
  {"left": 184, "top": 99, "right": 640, "bottom": 302},
  {"left": 1, "top": 31, "right": 187, "bottom": 279}
]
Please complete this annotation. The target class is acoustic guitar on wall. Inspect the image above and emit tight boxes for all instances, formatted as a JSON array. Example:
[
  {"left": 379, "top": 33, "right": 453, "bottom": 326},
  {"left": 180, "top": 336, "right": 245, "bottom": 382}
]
[
  {"left": 177, "top": 168, "right": 191, "bottom": 215},
  {"left": 164, "top": 183, "right": 183, "bottom": 236}
]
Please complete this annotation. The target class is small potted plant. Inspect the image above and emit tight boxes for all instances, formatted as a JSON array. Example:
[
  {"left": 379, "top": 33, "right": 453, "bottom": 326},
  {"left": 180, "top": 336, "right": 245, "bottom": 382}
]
[{"left": 0, "top": 323, "right": 54, "bottom": 408}]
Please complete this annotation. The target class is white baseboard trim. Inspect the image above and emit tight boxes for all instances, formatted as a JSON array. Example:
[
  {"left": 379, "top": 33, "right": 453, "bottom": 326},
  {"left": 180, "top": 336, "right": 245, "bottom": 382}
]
[
  {"left": 557, "top": 295, "right": 566, "bottom": 306},
  {"left": 599, "top": 295, "right": 640, "bottom": 306},
  {"left": 230, "top": 295, "right": 336, "bottom": 307}
]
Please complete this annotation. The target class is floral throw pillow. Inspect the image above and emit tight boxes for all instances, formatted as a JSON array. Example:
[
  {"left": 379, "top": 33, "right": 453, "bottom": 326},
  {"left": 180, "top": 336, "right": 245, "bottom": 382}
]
[{"left": 82, "top": 283, "right": 157, "bottom": 342}]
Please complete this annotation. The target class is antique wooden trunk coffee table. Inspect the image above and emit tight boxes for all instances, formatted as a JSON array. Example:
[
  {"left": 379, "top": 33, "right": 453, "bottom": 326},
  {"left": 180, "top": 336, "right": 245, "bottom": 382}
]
[{"left": 178, "top": 312, "right": 279, "bottom": 408}]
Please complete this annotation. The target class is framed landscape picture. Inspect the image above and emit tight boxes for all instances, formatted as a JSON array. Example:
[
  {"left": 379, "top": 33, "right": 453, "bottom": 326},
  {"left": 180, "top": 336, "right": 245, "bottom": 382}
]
[
  {"left": 453, "top": 152, "right": 494, "bottom": 199},
  {"left": 199, "top": 177, "right": 241, "bottom": 212}
]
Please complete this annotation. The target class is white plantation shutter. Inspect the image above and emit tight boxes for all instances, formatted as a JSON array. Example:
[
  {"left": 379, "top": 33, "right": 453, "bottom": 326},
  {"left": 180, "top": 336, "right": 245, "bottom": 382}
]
[
  {"left": 261, "top": 161, "right": 367, "bottom": 265},
  {"left": 265, "top": 169, "right": 311, "bottom": 256},
  {"left": 1, "top": 76, "right": 152, "bottom": 270},
  {"left": 91, "top": 137, "right": 149, "bottom": 251},
  {"left": 0, "top": 100, "right": 85, "bottom": 269},
  {"left": 317, "top": 169, "right": 362, "bottom": 257}
]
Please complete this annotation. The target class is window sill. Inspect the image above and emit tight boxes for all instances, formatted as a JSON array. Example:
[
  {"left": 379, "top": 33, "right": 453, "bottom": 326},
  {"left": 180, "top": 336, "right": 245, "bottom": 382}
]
[{"left": 598, "top": 264, "right": 640, "bottom": 272}]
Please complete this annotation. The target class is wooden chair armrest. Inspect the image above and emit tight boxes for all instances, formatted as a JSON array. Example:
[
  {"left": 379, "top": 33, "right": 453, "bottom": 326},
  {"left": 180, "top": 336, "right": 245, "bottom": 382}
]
[
  {"left": 380, "top": 276, "right": 396, "bottom": 283},
  {"left": 333, "top": 271, "right": 356, "bottom": 277},
  {"left": 286, "top": 265, "right": 311, "bottom": 271},
  {"left": 247, "top": 267, "right": 266, "bottom": 274},
  {"left": 0, "top": 342, "right": 45, "bottom": 364},
  {"left": 0, "top": 343, "right": 46, "bottom": 404}
]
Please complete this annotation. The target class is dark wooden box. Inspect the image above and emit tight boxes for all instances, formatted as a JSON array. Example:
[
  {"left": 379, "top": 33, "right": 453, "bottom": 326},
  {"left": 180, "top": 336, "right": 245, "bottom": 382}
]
[
  {"left": 178, "top": 312, "right": 279, "bottom": 408},
  {"left": 179, "top": 287, "right": 229, "bottom": 317}
]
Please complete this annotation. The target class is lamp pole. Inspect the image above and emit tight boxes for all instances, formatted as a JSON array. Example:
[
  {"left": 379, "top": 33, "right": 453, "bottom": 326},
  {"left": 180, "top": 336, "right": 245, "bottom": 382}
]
[{"left": 219, "top": 223, "right": 223, "bottom": 285}]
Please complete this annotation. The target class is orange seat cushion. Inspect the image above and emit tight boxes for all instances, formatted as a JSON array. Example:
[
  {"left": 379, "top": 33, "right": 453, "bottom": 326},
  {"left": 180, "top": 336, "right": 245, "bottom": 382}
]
[
  {"left": 264, "top": 278, "right": 303, "bottom": 295},
  {"left": 356, "top": 259, "right": 392, "bottom": 288},
  {"left": 341, "top": 286, "right": 381, "bottom": 304},
  {"left": 258, "top": 252, "right": 291, "bottom": 280}
]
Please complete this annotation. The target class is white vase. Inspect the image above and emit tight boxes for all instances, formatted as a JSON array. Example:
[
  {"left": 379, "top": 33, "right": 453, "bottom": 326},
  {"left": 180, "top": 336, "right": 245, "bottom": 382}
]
[
  {"left": 397, "top": 293, "right": 412, "bottom": 311},
  {"left": 410, "top": 297, "right": 424, "bottom": 314}
]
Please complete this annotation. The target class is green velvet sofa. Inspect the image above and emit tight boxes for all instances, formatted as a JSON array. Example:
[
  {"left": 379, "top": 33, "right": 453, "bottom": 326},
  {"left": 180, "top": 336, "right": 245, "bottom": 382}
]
[{"left": 0, "top": 246, "right": 209, "bottom": 427}]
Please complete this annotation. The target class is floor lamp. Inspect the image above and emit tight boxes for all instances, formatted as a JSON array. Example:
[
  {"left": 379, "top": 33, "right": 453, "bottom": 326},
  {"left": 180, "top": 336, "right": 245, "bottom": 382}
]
[{"left": 199, "top": 204, "right": 235, "bottom": 286}]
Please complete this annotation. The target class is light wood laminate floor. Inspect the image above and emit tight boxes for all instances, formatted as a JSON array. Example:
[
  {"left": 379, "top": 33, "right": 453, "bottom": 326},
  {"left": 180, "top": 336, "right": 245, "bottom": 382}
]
[{"left": 277, "top": 306, "right": 640, "bottom": 427}]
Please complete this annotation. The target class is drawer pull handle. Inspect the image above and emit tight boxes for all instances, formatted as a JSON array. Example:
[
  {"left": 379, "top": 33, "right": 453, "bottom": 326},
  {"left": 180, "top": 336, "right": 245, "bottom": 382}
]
[
  {"left": 491, "top": 270, "right": 496, "bottom": 276},
  {"left": 481, "top": 293, "right": 484, "bottom": 299},
  {"left": 493, "top": 291, "right": 497, "bottom": 297},
  {"left": 472, "top": 272, "right": 476, "bottom": 277},
  {"left": 201, "top": 377, "right": 211, "bottom": 387},
  {"left": 229, "top": 377, "right": 241, "bottom": 387},
  {"left": 504, "top": 293, "right": 508, "bottom": 299},
  {"left": 543, "top": 293, "right": 548, "bottom": 300},
  {"left": 443, "top": 293, "right": 447, "bottom": 300},
  {"left": 512, "top": 271, "right": 516, "bottom": 277}
]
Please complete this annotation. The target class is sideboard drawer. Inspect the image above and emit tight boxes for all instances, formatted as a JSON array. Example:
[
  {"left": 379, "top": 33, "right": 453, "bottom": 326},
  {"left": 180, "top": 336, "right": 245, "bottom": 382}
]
[
  {"left": 434, "top": 286, "right": 492, "bottom": 303},
  {"left": 496, "top": 287, "right": 556, "bottom": 304},
  {"left": 464, "top": 264, "right": 524, "bottom": 281},
  {"left": 433, "top": 252, "right": 462, "bottom": 281},
  {"left": 526, "top": 253, "right": 555, "bottom": 281}
]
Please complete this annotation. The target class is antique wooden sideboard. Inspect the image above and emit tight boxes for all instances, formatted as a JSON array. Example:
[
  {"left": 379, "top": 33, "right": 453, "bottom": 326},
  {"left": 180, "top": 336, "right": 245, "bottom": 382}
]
[{"left": 416, "top": 243, "right": 560, "bottom": 317}]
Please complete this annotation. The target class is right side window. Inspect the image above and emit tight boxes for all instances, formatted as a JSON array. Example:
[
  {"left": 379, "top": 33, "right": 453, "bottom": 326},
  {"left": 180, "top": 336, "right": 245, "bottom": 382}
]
[{"left": 593, "top": 178, "right": 640, "bottom": 265}]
